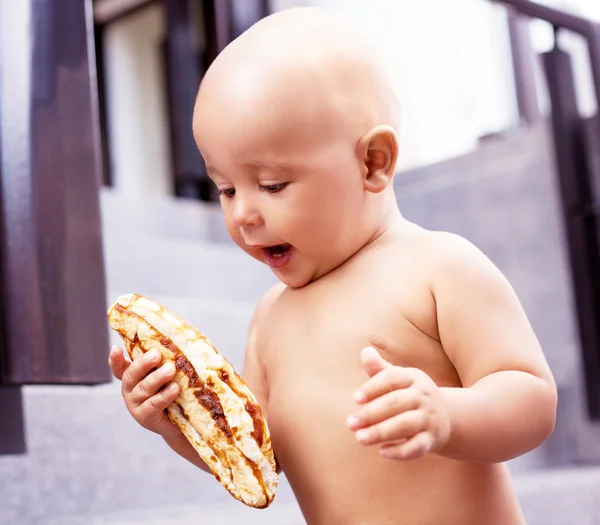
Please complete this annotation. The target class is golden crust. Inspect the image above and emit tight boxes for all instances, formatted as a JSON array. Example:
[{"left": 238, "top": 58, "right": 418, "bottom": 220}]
[{"left": 107, "top": 293, "right": 278, "bottom": 508}]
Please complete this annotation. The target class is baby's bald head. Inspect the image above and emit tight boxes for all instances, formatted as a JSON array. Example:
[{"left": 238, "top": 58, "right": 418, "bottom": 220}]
[
  {"left": 193, "top": 7, "right": 402, "bottom": 286},
  {"left": 193, "top": 7, "right": 400, "bottom": 165}
]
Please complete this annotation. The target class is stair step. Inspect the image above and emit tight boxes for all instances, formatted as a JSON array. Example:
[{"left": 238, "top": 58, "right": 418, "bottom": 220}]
[
  {"left": 0, "top": 381, "right": 298, "bottom": 525},
  {"left": 103, "top": 233, "right": 277, "bottom": 302},
  {"left": 46, "top": 501, "right": 305, "bottom": 525},
  {"left": 100, "top": 188, "right": 231, "bottom": 243},
  {"left": 513, "top": 467, "right": 600, "bottom": 525},
  {"left": 0, "top": 294, "right": 273, "bottom": 524},
  {"left": 33, "top": 466, "right": 600, "bottom": 525}
]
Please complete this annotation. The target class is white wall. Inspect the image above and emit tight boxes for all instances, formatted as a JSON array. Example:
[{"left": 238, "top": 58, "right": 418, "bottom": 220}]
[{"left": 103, "top": 2, "right": 172, "bottom": 196}]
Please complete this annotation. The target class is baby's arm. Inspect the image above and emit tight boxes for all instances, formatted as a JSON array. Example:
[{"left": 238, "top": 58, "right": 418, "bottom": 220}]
[
  {"left": 431, "top": 233, "right": 557, "bottom": 462},
  {"left": 349, "top": 233, "right": 557, "bottom": 463},
  {"left": 240, "top": 283, "right": 284, "bottom": 473}
]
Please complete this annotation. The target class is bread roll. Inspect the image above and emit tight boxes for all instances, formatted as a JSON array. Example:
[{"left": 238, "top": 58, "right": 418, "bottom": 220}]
[{"left": 107, "top": 293, "right": 278, "bottom": 509}]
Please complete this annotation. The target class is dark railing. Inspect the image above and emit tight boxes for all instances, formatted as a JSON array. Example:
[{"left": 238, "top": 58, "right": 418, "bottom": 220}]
[
  {"left": 0, "top": 0, "right": 111, "bottom": 387},
  {"left": 493, "top": 0, "right": 600, "bottom": 419},
  {"left": 495, "top": 0, "right": 600, "bottom": 104},
  {"left": 0, "top": 0, "right": 112, "bottom": 453}
]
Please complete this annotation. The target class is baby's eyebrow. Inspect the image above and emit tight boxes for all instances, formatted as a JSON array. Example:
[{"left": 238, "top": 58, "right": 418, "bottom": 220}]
[{"left": 245, "top": 159, "right": 298, "bottom": 172}]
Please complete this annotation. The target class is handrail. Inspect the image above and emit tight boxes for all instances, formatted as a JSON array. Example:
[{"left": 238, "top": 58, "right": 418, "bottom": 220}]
[
  {"left": 492, "top": 0, "right": 596, "bottom": 36},
  {"left": 491, "top": 0, "right": 600, "bottom": 106}
]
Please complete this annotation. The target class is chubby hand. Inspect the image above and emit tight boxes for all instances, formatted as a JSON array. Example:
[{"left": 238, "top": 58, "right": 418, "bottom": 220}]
[
  {"left": 347, "top": 347, "right": 451, "bottom": 461},
  {"left": 108, "top": 345, "right": 182, "bottom": 439}
]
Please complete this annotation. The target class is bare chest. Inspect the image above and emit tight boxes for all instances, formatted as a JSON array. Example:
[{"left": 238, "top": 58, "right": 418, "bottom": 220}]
[
  {"left": 261, "top": 269, "right": 459, "bottom": 401},
  {"left": 258, "top": 269, "right": 460, "bottom": 464},
  {"left": 252, "top": 249, "right": 521, "bottom": 525}
]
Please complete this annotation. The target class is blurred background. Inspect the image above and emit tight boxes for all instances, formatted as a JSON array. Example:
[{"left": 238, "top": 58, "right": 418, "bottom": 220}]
[{"left": 1, "top": 0, "right": 600, "bottom": 523}]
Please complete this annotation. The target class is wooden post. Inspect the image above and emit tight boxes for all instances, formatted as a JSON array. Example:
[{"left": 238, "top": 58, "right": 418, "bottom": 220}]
[
  {"left": 164, "top": 0, "right": 211, "bottom": 199},
  {"left": 0, "top": 0, "right": 110, "bottom": 385},
  {"left": 202, "top": 0, "right": 233, "bottom": 63},
  {"left": 162, "top": 0, "right": 270, "bottom": 201}
]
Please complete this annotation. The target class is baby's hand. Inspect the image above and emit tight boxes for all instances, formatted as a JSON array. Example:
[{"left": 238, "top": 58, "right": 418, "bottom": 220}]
[
  {"left": 347, "top": 347, "right": 451, "bottom": 461},
  {"left": 108, "top": 345, "right": 182, "bottom": 439}
]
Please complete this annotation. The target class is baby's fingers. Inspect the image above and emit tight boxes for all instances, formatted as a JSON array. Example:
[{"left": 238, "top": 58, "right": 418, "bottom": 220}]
[
  {"left": 354, "top": 367, "right": 414, "bottom": 404},
  {"left": 380, "top": 432, "right": 433, "bottom": 461},
  {"left": 137, "top": 382, "right": 180, "bottom": 418},
  {"left": 347, "top": 390, "right": 420, "bottom": 431},
  {"left": 130, "top": 362, "right": 177, "bottom": 405},
  {"left": 108, "top": 346, "right": 131, "bottom": 381},
  {"left": 122, "top": 349, "right": 162, "bottom": 393},
  {"left": 354, "top": 410, "right": 425, "bottom": 446}
]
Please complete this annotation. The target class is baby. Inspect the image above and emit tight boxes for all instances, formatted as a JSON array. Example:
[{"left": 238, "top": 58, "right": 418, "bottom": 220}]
[{"left": 109, "top": 7, "right": 557, "bottom": 524}]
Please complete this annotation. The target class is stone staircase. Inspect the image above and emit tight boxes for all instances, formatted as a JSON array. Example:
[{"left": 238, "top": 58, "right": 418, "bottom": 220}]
[
  {"left": 2, "top": 123, "right": 600, "bottom": 524},
  {"left": 0, "top": 190, "right": 298, "bottom": 525}
]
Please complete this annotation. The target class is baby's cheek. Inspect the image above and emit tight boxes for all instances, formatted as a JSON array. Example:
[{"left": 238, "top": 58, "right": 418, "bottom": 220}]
[
  {"left": 289, "top": 203, "right": 327, "bottom": 237},
  {"left": 225, "top": 221, "right": 242, "bottom": 246},
  {"left": 224, "top": 218, "right": 239, "bottom": 241}
]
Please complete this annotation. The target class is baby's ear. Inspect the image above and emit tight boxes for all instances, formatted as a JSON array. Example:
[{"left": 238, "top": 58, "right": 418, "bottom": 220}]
[{"left": 358, "top": 125, "right": 399, "bottom": 193}]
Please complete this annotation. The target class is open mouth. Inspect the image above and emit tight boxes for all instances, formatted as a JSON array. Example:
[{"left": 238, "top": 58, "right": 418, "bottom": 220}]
[
  {"left": 261, "top": 244, "right": 293, "bottom": 268},
  {"left": 268, "top": 244, "right": 291, "bottom": 257}
]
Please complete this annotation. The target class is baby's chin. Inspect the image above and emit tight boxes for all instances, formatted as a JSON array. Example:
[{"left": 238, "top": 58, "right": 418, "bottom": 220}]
[
  {"left": 257, "top": 256, "right": 311, "bottom": 289},
  {"left": 260, "top": 254, "right": 316, "bottom": 289},
  {"left": 272, "top": 260, "right": 335, "bottom": 289},
  {"left": 273, "top": 272, "right": 313, "bottom": 289}
]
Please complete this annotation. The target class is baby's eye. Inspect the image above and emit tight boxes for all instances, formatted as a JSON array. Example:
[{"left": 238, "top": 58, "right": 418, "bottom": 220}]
[
  {"left": 260, "top": 183, "right": 288, "bottom": 194},
  {"left": 219, "top": 188, "right": 235, "bottom": 198}
]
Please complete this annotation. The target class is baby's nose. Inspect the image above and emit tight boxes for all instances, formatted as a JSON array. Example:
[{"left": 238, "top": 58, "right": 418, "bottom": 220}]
[{"left": 232, "top": 196, "right": 263, "bottom": 228}]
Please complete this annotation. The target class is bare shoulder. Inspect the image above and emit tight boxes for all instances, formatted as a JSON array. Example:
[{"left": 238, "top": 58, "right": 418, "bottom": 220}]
[
  {"left": 417, "top": 229, "right": 491, "bottom": 261},
  {"left": 413, "top": 230, "right": 505, "bottom": 287},
  {"left": 414, "top": 229, "right": 522, "bottom": 318},
  {"left": 417, "top": 230, "right": 556, "bottom": 385},
  {"left": 387, "top": 226, "right": 499, "bottom": 284},
  {"left": 252, "top": 282, "right": 287, "bottom": 327}
]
